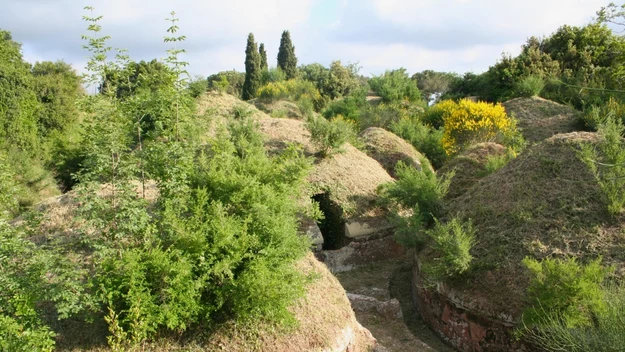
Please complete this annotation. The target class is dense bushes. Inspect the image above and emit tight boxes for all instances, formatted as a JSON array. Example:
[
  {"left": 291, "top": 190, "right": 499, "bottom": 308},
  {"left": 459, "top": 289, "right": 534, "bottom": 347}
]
[
  {"left": 369, "top": 68, "right": 424, "bottom": 104},
  {"left": 423, "top": 218, "right": 475, "bottom": 281},
  {"left": 581, "top": 97, "right": 625, "bottom": 132},
  {"left": 0, "top": 10, "right": 320, "bottom": 350},
  {"left": 207, "top": 70, "right": 245, "bottom": 97},
  {"left": 519, "top": 257, "right": 625, "bottom": 351},
  {"left": 522, "top": 257, "right": 610, "bottom": 328},
  {"left": 378, "top": 162, "right": 451, "bottom": 246},
  {"left": 0, "top": 30, "right": 40, "bottom": 152},
  {"left": 580, "top": 113, "right": 625, "bottom": 215},
  {"left": 521, "top": 284, "right": 625, "bottom": 351},
  {"left": 0, "top": 222, "right": 56, "bottom": 352},
  {"left": 0, "top": 30, "right": 84, "bottom": 199},
  {"left": 515, "top": 75, "right": 545, "bottom": 97},
  {"left": 299, "top": 61, "right": 361, "bottom": 100},
  {"left": 261, "top": 67, "right": 287, "bottom": 85},
  {"left": 378, "top": 162, "right": 475, "bottom": 280},
  {"left": 447, "top": 22, "right": 625, "bottom": 108},
  {"left": 322, "top": 87, "right": 368, "bottom": 122},
  {"left": 257, "top": 79, "right": 326, "bottom": 112},
  {"left": 32, "top": 60, "right": 83, "bottom": 133},
  {"left": 306, "top": 116, "right": 356, "bottom": 156},
  {"left": 412, "top": 70, "right": 460, "bottom": 103},
  {"left": 390, "top": 117, "right": 447, "bottom": 169},
  {"left": 0, "top": 154, "right": 19, "bottom": 217}
]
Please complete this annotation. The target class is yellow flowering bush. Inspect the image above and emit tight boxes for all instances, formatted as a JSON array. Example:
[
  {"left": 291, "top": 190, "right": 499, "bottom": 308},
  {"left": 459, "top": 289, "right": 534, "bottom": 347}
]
[
  {"left": 439, "top": 99, "right": 516, "bottom": 155},
  {"left": 257, "top": 81, "right": 289, "bottom": 99}
]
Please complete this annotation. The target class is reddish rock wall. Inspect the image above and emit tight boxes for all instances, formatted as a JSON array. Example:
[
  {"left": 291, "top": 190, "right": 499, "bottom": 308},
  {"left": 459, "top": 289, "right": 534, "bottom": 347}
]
[{"left": 412, "top": 256, "right": 529, "bottom": 351}]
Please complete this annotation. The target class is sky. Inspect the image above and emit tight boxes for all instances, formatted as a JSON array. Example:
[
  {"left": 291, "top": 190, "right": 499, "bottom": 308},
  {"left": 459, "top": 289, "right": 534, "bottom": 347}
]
[{"left": 1, "top": 0, "right": 614, "bottom": 78}]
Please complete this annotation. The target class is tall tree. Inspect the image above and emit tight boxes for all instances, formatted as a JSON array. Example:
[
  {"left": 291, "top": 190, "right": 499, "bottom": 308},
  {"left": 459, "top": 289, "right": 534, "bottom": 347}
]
[
  {"left": 259, "top": 43, "right": 268, "bottom": 71},
  {"left": 242, "top": 33, "right": 261, "bottom": 100},
  {"left": 32, "top": 61, "right": 84, "bottom": 134},
  {"left": 0, "top": 30, "right": 39, "bottom": 151},
  {"left": 277, "top": 30, "right": 297, "bottom": 79}
]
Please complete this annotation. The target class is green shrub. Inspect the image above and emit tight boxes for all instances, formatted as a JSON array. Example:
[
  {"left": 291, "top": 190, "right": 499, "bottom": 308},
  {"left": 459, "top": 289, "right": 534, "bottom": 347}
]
[
  {"left": 420, "top": 105, "right": 446, "bottom": 129},
  {"left": 0, "top": 222, "right": 55, "bottom": 352},
  {"left": 0, "top": 30, "right": 40, "bottom": 152},
  {"left": 378, "top": 163, "right": 472, "bottom": 280},
  {"left": 422, "top": 218, "right": 475, "bottom": 281},
  {"left": 187, "top": 75, "right": 208, "bottom": 98},
  {"left": 257, "top": 79, "right": 326, "bottom": 111},
  {"left": 581, "top": 98, "right": 625, "bottom": 132},
  {"left": 358, "top": 103, "right": 404, "bottom": 130},
  {"left": 0, "top": 220, "right": 90, "bottom": 351},
  {"left": 479, "top": 152, "right": 515, "bottom": 177},
  {"left": 378, "top": 161, "right": 452, "bottom": 247},
  {"left": 306, "top": 116, "right": 356, "bottom": 156},
  {"left": 207, "top": 70, "right": 245, "bottom": 97},
  {"left": 31, "top": 60, "right": 83, "bottom": 135},
  {"left": 75, "top": 118, "right": 315, "bottom": 347},
  {"left": 520, "top": 283, "right": 625, "bottom": 352},
  {"left": 522, "top": 257, "right": 611, "bottom": 328},
  {"left": 96, "top": 246, "right": 202, "bottom": 344},
  {"left": 44, "top": 125, "right": 85, "bottom": 190},
  {"left": 322, "top": 88, "right": 368, "bottom": 122},
  {"left": 515, "top": 75, "right": 545, "bottom": 97},
  {"left": 390, "top": 117, "right": 448, "bottom": 169},
  {"left": 580, "top": 115, "right": 625, "bottom": 215},
  {"left": 0, "top": 154, "right": 19, "bottom": 218},
  {"left": 261, "top": 67, "right": 287, "bottom": 85},
  {"left": 369, "top": 68, "right": 423, "bottom": 104},
  {"left": 232, "top": 103, "right": 254, "bottom": 120},
  {"left": 61, "top": 12, "right": 319, "bottom": 349}
]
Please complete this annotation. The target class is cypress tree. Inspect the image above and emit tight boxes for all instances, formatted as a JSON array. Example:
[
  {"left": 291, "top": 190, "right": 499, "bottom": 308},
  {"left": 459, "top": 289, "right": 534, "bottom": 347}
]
[
  {"left": 277, "top": 30, "right": 298, "bottom": 79},
  {"left": 259, "top": 43, "right": 268, "bottom": 71},
  {"left": 242, "top": 33, "right": 261, "bottom": 100}
]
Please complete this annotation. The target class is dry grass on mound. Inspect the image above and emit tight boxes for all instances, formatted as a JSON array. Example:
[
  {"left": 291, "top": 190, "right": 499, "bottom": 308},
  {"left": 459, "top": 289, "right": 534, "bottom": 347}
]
[
  {"left": 359, "top": 127, "right": 430, "bottom": 178},
  {"left": 257, "top": 117, "right": 318, "bottom": 156},
  {"left": 438, "top": 142, "right": 507, "bottom": 200},
  {"left": 309, "top": 144, "right": 394, "bottom": 221},
  {"left": 253, "top": 99, "right": 305, "bottom": 120},
  {"left": 503, "top": 97, "right": 581, "bottom": 144},
  {"left": 196, "top": 92, "right": 268, "bottom": 138},
  {"left": 196, "top": 92, "right": 263, "bottom": 119},
  {"left": 436, "top": 132, "right": 625, "bottom": 317}
]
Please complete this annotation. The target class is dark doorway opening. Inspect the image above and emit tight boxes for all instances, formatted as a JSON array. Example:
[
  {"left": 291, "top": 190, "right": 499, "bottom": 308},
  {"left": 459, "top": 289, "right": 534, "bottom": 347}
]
[{"left": 313, "top": 193, "right": 350, "bottom": 250}]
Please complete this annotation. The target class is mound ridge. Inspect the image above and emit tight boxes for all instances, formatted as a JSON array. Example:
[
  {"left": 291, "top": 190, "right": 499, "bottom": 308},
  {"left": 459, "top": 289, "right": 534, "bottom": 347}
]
[
  {"left": 359, "top": 127, "right": 430, "bottom": 178},
  {"left": 199, "top": 92, "right": 395, "bottom": 235},
  {"left": 253, "top": 99, "right": 306, "bottom": 120},
  {"left": 503, "top": 96, "right": 581, "bottom": 143},
  {"left": 308, "top": 143, "right": 394, "bottom": 226},
  {"left": 439, "top": 132, "right": 625, "bottom": 317},
  {"left": 437, "top": 142, "right": 507, "bottom": 200}
]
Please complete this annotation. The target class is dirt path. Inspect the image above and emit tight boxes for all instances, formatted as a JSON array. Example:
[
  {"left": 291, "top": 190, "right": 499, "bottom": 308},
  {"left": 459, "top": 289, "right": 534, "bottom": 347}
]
[{"left": 335, "top": 256, "right": 453, "bottom": 352}]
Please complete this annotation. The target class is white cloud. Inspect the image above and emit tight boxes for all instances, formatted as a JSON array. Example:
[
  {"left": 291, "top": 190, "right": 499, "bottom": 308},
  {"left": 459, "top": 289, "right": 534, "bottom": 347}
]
[
  {"left": 326, "top": 41, "right": 524, "bottom": 75},
  {"left": 1, "top": 0, "right": 616, "bottom": 77},
  {"left": 370, "top": 0, "right": 607, "bottom": 36}
]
